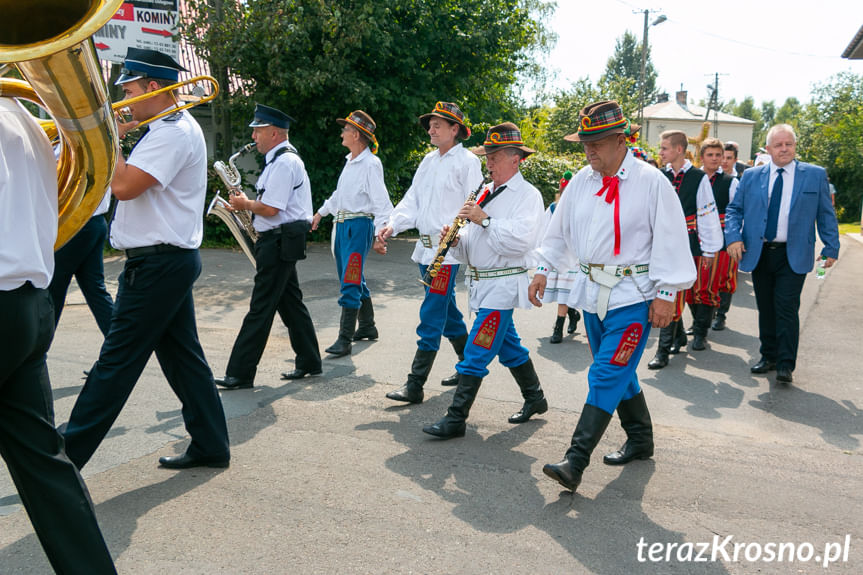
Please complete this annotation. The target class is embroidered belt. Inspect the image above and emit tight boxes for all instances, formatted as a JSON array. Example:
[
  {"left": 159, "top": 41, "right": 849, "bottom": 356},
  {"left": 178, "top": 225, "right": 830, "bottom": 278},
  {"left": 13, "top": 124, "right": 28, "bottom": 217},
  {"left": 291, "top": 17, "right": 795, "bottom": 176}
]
[
  {"left": 334, "top": 211, "right": 374, "bottom": 223},
  {"left": 468, "top": 266, "right": 527, "bottom": 280},
  {"left": 579, "top": 263, "right": 649, "bottom": 278},
  {"left": 419, "top": 234, "right": 434, "bottom": 248}
]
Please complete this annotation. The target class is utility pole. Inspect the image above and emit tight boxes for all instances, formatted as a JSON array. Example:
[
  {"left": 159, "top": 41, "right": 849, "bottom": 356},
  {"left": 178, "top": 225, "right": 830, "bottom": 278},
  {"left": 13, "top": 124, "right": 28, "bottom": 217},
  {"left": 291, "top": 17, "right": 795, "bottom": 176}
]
[
  {"left": 704, "top": 72, "right": 729, "bottom": 137},
  {"left": 636, "top": 10, "right": 666, "bottom": 142}
]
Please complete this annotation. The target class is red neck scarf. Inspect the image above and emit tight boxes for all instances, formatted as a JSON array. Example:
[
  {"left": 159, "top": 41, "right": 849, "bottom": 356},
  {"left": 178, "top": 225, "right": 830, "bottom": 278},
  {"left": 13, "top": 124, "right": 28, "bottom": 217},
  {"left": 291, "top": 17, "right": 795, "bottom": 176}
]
[{"left": 596, "top": 175, "right": 622, "bottom": 256}]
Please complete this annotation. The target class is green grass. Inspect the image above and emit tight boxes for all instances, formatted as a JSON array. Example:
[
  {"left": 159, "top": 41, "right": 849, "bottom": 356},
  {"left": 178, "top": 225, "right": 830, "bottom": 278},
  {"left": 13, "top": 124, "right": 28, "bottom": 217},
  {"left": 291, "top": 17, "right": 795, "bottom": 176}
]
[{"left": 839, "top": 222, "right": 861, "bottom": 235}]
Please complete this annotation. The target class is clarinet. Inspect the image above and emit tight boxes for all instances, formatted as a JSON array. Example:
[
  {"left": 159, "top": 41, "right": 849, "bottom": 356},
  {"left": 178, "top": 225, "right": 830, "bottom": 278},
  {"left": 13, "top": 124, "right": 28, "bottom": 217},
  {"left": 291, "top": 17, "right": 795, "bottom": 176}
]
[{"left": 419, "top": 180, "right": 488, "bottom": 287}]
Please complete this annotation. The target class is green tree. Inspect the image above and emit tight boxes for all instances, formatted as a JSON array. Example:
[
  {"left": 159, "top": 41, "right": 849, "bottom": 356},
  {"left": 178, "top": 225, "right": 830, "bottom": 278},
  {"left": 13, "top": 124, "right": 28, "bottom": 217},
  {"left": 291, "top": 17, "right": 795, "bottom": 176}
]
[
  {"left": 774, "top": 97, "right": 803, "bottom": 129},
  {"left": 730, "top": 96, "right": 764, "bottom": 157},
  {"left": 797, "top": 72, "right": 863, "bottom": 222},
  {"left": 599, "top": 30, "right": 659, "bottom": 117},
  {"left": 760, "top": 100, "right": 776, "bottom": 131},
  {"left": 184, "top": 0, "right": 554, "bottom": 217}
]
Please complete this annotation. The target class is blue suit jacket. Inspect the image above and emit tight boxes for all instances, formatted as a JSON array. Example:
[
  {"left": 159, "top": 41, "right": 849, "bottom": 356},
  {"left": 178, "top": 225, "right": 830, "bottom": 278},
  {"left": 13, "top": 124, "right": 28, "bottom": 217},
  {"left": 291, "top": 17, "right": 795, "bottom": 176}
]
[{"left": 724, "top": 161, "right": 839, "bottom": 274}]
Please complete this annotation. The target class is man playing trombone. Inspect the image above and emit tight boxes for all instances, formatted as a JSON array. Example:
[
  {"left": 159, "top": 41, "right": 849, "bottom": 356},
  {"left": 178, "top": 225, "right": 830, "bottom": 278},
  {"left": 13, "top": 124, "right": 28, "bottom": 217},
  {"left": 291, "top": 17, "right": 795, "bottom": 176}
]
[
  {"left": 60, "top": 48, "right": 231, "bottom": 470},
  {"left": 215, "top": 104, "right": 322, "bottom": 389},
  {"left": 378, "top": 102, "right": 482, "bottom": 404}
]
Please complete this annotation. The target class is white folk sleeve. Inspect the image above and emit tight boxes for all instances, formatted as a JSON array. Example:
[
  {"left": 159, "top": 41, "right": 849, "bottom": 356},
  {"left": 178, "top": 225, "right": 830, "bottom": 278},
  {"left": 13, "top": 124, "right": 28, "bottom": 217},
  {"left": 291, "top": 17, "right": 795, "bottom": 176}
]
[{"left": 695, "top": 174, "right": 723, "bottom": 255}]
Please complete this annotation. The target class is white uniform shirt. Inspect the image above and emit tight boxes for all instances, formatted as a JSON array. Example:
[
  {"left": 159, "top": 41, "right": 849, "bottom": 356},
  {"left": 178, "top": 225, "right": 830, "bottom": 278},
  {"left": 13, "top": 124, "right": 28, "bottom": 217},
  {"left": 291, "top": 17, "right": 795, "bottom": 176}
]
[
  {"left": 388, "top": 143, "right": 483, "bottom": 265},
  {"left": 665, "top": 160, "right": 723, "bottom": 255},
  {"left": 253, "top": 140, "right": 314, "bottom": 232},
  {"left": 318, "top": 147, "right": 393, "bottom": 231},
  {"left": 768, "top": 160, "right": 796, "bottom": 243},
  {"left": 0, "top": 98, "right": 58, "bottom": 290},
  {"left": 537, "top": 150, "right": 696, "bottom": 313},
  {"left": 110, "top": 109, "right": 207, "bottom": 250},
  {"left": 449, "top": 171, "right": 545, "bottom": 312}
]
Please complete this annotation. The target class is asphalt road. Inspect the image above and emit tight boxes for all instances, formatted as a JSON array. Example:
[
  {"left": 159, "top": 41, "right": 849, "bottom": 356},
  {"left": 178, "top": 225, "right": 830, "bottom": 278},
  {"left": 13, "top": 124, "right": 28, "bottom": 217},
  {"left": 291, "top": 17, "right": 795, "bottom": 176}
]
[{"left": 1, "top": 235, "right": 861, "bottom": 574}]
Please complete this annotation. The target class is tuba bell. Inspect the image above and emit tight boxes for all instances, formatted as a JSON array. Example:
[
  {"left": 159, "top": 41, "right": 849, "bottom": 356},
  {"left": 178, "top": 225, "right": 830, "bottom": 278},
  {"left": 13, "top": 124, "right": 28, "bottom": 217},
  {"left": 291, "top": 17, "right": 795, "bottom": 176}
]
[
  {"left": 208, "top": 142, "right": 258, "bottom": 266},
  {"left": 0, "top": 0, "right": 124, "bottom": 249}
]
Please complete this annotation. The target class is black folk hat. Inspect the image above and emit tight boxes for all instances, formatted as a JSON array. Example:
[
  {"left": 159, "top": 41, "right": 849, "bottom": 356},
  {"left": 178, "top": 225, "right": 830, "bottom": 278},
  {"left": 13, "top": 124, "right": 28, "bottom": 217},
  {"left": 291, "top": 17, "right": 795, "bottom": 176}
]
[
  {"left": 419, "top": 101, "right": 471, "bottom": 140},
  {"left": 564, "top": 100, "right": 638, "bottom": 143},
  {"left": 471, "top": 122, "right": 535, "bottom": 157}
]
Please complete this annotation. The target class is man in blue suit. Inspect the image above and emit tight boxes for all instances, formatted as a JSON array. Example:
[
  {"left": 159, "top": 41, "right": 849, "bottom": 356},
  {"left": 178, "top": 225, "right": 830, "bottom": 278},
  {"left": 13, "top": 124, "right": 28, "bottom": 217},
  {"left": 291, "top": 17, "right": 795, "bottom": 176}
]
[{"left": 725, "top": 124, "right": 839, "bottom": 384}]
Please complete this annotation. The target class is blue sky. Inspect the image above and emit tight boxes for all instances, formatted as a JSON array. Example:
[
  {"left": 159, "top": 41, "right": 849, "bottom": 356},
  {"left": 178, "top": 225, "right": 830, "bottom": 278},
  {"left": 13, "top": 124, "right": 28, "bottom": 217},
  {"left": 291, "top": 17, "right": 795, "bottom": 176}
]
[{"left": 542, "top": 0, "right": 863, "bottom": 107}]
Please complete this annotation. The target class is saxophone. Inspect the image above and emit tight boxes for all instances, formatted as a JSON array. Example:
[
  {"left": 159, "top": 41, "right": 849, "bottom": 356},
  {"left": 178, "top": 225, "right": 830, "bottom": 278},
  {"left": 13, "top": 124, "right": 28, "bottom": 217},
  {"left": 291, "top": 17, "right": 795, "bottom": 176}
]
[
  {"left": 419, "top": 180, "right": 488, "bottom": 287},
  {"left": 207, "top": 142, "right": 258, "bottom": 265}
]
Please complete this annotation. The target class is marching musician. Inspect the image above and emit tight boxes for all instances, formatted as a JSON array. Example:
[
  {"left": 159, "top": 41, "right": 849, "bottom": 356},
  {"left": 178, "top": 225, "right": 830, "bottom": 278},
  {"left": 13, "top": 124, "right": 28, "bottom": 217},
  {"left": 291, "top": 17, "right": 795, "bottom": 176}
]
[
  {"left": 379, "top": 102, "right": 482, "bottom": 404},
  {"left": 312, "top": 110, "right": 393, "bottom": 357},
  {"left": 1, "top": 96, "right": 116, "bottom": 573},
  {"left": 215, "top": 104, "right": 322, "bottom": 389},
  {"left": 422, "top": 122, "right": 548, "bottom": 440},
  {"left": 530, "top": 100, "right": 696, "bottom": 493},
  {"left": 647, "top": 130, "right": 723, "bottom": 369},
  {"left": 60, "top": 48, "right": 230, "bottom": 470},
  {"left": 698, "top": 137, "right": 740, "bottom": 332}
]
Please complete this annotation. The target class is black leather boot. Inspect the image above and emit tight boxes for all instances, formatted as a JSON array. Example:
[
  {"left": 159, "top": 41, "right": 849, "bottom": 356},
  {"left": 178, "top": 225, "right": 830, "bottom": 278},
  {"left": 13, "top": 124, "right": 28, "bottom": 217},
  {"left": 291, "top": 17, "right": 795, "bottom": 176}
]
[
  {"left": 440, "top": 333, "right": 467, "bottom": 386},
  {"left": 542, "top": 404, "right": 612, "bottom": 492},
  {"left": 691, "top": 304, "right": 713, "bottom": 351},
  {"left": 423, "top": 374, "right": 482, "bottom": 439},
  {"left": 386, "top": 349, "right": 437, "bottom": 404},
  {"left": 353, "top": 297, "right": 379, "bottom": 341},
  {"left": 712, "top": 292, "right": 731, "bottom": 330},
  {"left": 508, "top": 359, "right": 548, "bottom": 423},
  {"left": 603, "top": 391, "right": 654, "bottom": 465},
  {"left": 647, "top": 323, "right": 675, "bottom": 369},
  {"left": 668, "top": 320, "right": 687, "bottom": 354},
  {"left": 325, "top": 307, "right": 358, "bottom": 357},
  {"left": 567, "top": 307, "right": 581, "bottom": 334},
  {"left": 550, "top": 316, "right": 565, "bottom": 344}
]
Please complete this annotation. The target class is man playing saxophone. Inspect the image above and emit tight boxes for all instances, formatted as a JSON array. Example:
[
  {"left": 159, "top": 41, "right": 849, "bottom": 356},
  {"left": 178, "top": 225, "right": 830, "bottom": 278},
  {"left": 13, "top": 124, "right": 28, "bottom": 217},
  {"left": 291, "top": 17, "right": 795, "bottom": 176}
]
[
  {"left": 378, "top": 102, "right": 482, "bottom": 404},
  {"left": 215, "top": 104, "right": 322, "bottom": 388},
  {"left": 422, "top": 122, "right": 549, "bottom": 439}
]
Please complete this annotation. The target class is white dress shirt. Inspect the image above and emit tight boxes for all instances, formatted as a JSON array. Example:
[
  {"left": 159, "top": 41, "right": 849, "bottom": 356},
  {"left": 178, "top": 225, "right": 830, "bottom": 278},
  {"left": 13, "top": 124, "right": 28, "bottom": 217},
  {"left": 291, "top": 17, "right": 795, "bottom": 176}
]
[
  {"left": 318, "top": 147, "right": 393, "bottom": 232},
  {"left": 111, "top": 109, "right": 207, "bottom": 250},
  {"left": 0, "top": 98, "right": 58, "bottom": 290},
  {"left": 388, "top": 143, "right": 483, "bottom": 265},
  {"left": 253, "top": 140, "right": 314, "bottom": 232},
  {"left": 449, "top": 171, "right": 545, "bottom": 311},
  {"left": 538, "top": 150, "right": 696, "bottom": 313},
  {"left": 665, "top": 159, "right": 723, "bottom": 256},
  {"left": 768, "top": 160, "right": 796, "bottom": 243}
]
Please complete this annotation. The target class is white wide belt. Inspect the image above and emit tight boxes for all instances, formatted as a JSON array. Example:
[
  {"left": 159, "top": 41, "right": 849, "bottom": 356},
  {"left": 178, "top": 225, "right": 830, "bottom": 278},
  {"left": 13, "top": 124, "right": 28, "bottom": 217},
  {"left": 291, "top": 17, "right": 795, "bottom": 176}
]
[
  {"left": 581, "top": 263, "right": 649, "bottom": 321},
  {"left": 468, "top": 266, "right": 527, "bottom": 280}
]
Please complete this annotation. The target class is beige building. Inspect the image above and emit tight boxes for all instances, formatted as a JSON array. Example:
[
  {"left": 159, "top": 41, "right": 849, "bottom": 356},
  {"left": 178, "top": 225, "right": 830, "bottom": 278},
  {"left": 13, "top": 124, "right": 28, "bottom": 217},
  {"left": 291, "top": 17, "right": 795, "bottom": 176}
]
[{"left": 642, "top": 91, "right": 755, "bottom": 161}]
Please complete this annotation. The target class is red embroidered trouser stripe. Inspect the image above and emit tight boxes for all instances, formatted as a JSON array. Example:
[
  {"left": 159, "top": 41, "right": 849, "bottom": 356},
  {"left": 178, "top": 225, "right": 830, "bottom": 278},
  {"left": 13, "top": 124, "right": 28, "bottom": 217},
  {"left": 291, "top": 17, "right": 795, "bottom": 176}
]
[{"left": 684, "top": 255, "right": 721, "bottom": 307}]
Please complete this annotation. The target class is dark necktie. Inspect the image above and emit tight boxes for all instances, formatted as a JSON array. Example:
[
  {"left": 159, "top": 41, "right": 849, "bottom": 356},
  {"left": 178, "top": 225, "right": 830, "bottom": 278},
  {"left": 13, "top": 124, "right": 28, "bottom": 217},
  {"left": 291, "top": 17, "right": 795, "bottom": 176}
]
[
  {"left": 765, "top": 167, "right": 784, "bottom": 241},
  {"left": 478, "top": 184, "right": 507, "bottom": 208}
]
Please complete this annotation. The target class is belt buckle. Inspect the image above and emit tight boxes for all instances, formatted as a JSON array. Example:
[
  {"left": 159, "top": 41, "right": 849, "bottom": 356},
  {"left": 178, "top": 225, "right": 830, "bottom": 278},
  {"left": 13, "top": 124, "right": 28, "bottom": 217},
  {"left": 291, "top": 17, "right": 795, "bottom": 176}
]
[{"left": 621, "top": 266, "right": 632, "bottom": 277}]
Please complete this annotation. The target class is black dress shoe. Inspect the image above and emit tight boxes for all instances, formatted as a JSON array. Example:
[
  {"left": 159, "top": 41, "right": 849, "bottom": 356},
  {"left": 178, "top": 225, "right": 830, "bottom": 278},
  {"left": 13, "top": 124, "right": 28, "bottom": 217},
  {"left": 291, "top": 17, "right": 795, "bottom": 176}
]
[
  {"left": 158, "top": 453, "right": 229, "bottom": 469},
  {"left": 750, "top": 359, "right": 776, "bottom": 374},
  {"left": 281, "top": 368, "right": 323, "bottom": 380},
  {"left": 776, "top": 368, "right": 793, "bottom": 384},
  {"left": 422, "top": 417, "right": 466, "bottom": 439},
  {"left": 440, "top": 371, "right": 459, "bottom": 386},
  {"left": 215, "top": 376, "right": 253, "bottom": 390},
  {"left": 647, "top": 354, "right": 668, "bottom": 370},
  {"left": 542, "top": 458, "right": 581, "bottom": 492},
  {"left": 386, "top": 385, "right": 423, "bottom": 404},
  {"left": 508, "top": 397, "right": 548, "bottom": 423},
  {"left": 711, "top": 316, "right": 726, "bottom": 331},
  {"left": 603, "top": 440, "right": 654, "bottom": 465}
]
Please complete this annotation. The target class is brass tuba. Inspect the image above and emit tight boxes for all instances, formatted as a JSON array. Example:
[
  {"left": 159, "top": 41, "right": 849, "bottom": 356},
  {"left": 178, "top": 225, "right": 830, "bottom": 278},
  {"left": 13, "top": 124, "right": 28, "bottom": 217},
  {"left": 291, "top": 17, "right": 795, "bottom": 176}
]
[
  {"left": 0, "top": 0, "right": 125, "bottom": 249},
  {"left": 207, "top": 142, "right": 258, "bottom": 266}
]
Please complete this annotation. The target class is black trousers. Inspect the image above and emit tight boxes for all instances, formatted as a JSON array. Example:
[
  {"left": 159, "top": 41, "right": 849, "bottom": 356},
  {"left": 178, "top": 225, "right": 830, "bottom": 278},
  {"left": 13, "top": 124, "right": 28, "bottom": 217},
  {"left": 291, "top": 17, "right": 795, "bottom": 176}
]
[
  {"left": 226, "top": 230, "right": 321, "bottom": 379},
  {"left": 751, "top": 244, "right": 806, "bottom": 371},
  {"left": 61, "top": 249, "right": 230, "bottom": 469},
  {"left": 0, "top": 284, "right": 116, "bottom": 574},
  {"left": 48, "top": 215, "right": 114, "bottom": 336}
]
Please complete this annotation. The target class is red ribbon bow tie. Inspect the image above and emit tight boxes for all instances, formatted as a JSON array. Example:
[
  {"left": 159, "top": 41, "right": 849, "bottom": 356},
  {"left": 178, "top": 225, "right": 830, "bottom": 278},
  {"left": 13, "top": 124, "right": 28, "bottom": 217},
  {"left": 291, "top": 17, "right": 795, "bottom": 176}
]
[{"left": 596, "top": 175, "right": 622, "bottom": 256}]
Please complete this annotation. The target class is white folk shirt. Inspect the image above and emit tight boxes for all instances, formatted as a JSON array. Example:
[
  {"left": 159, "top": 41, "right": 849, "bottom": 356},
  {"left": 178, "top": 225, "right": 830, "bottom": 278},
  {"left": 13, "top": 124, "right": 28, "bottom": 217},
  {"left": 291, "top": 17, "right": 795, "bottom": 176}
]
[
  {"left": 449, "top": 171, "right": 545, "bottom": 312},
  {"left": 318, "top": 147, "right": 393, "bottom": 232},
  {"left": 0, "top": 98, "right": 58, "bottom": 290},
  {"left": 665, "top": 159, "right": 723, "bottom": 256},
  {"left": 110, "top": 109, "right": 207, "bottom": 250},
  {"left": 768, "top": 160, "right": 796, "bottom": 243},
  {"left": 537, "top": 150, "right": 697, "bottom": 314},
  {"left": 388, "top": 143, "right": 483, "bottom": 265},
  {"left": 253, "top": 140, "right": 314, "bottom": 232}
]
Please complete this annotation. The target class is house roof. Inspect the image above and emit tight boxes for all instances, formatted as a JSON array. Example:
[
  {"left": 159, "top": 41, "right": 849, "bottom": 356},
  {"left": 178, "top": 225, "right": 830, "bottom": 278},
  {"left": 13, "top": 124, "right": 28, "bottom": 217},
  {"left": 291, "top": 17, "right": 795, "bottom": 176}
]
[
  {"left": 842, "top": 24, "right": 863, "bottom": 59},
  {"left": 643, "top": 100, "right": 755, "bottom": 125}
]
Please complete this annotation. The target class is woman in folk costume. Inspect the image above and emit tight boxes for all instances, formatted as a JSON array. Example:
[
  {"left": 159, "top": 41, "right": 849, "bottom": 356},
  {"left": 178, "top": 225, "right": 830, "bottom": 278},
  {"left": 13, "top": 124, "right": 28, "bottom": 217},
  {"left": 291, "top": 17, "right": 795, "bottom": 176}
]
[{"left": 312, "top": 110, "right": 393, "bottom": 357}]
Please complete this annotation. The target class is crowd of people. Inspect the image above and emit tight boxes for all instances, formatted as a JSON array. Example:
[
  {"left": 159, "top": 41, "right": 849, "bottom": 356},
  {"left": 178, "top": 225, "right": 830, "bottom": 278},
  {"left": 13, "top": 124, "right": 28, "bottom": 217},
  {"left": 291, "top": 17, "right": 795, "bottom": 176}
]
[{"left": 0, "top": 46, "right": 841, "bottom": 571}]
